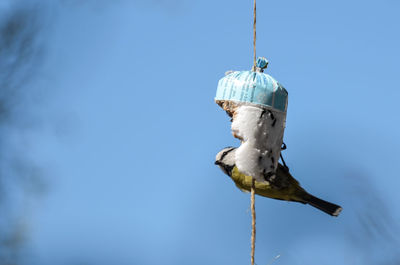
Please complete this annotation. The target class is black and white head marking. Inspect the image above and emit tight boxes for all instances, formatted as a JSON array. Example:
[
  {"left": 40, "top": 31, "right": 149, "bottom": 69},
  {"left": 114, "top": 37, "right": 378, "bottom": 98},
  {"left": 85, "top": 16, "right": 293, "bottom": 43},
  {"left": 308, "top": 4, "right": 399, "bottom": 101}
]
[{"left": 215, "top": 147, "right": 236, "bottom": 176}]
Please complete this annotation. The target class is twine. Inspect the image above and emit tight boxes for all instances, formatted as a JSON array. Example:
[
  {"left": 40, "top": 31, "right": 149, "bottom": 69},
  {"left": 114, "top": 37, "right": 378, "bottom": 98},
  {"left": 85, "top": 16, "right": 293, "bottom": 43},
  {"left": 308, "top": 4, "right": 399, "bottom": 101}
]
[
  {"left": 251, "top": 177, "right": 256, "bottom": 265},
  {"left": 251, "top": 1, "right": 257, "bottom": 263},
  {"left": 253, "top": 0, "right": 257, "bottom": 69}
]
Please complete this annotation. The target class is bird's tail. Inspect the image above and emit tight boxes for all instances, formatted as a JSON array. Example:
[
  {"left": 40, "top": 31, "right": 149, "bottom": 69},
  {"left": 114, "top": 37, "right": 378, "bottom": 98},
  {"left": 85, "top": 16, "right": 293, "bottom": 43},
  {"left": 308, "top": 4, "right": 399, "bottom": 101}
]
[{"left": 306, "top": 195, "right": 342, "bottom": 217}]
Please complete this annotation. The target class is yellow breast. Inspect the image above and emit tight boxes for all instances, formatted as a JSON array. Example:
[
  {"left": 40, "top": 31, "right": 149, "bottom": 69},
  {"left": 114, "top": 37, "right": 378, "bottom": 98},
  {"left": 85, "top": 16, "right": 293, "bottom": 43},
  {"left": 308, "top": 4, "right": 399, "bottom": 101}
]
[{"left": 230, "top": 166, "right": 307, "bottom": 202}]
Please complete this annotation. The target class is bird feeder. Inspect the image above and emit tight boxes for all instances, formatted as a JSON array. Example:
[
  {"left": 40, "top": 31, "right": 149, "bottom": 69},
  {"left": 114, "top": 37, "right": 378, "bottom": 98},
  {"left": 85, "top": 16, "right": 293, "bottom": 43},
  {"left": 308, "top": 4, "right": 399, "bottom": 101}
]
[{"left": 215, "top": 57, "right": 289, "bottom": 182}]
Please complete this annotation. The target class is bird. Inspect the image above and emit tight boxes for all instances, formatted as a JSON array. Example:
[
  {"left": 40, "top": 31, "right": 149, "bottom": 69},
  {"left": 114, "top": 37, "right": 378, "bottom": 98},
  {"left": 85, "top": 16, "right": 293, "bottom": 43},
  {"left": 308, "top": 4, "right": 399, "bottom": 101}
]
[{"left": 215, "top": 147, "right": 342, "bottom": 217}]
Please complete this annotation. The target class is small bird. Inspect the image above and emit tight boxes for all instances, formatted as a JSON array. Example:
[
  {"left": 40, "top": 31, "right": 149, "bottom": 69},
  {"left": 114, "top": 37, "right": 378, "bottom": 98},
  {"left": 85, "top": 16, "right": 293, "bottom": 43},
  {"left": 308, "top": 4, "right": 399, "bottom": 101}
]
[{"left": 215, "top": 147, "right": 342, "bottom": 217}]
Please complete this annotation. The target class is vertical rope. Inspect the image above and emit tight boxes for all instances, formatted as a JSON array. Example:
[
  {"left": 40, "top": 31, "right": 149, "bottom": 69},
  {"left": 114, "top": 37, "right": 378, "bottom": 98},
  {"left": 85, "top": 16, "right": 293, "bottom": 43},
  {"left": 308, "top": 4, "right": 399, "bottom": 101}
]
[
  {"left": 253, "top": 0, "right": 257, "bottom": 69},
  {"left": 220, "top": 0, "right": 258, "bottom": 263},
  {"left": 251, "top": 1, "right": 257, "bottom": 264},
  {"left": 251, "top": 178, "right": 256, "bottom": 265}
]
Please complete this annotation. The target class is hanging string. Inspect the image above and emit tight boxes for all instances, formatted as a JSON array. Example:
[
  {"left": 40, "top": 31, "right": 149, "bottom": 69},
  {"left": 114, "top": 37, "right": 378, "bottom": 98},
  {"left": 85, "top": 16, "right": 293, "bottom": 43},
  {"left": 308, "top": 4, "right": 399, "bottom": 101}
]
[
  {"left": 253, "top": 0, "right": 257, "bottom": 69},
  {"left": 251, "top": 0, "right": 257, "bottom": 263},
  {"left": 251, "top": 178, "right": 256, "bottom": 265}
]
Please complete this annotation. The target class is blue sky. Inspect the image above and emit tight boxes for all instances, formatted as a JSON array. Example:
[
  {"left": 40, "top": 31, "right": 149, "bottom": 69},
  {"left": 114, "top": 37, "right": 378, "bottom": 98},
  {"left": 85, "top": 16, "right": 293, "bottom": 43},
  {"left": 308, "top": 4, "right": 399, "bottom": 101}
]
[{"left": 1, "top": 0, "right": 400, "bottom": 264}]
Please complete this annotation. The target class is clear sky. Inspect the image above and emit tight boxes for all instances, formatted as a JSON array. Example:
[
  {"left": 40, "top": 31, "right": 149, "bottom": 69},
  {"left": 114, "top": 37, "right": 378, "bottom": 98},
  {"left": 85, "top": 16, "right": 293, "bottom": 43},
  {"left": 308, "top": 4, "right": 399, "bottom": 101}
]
[{"left": 1, "top": 0, "right": 400, "bottom": 265}]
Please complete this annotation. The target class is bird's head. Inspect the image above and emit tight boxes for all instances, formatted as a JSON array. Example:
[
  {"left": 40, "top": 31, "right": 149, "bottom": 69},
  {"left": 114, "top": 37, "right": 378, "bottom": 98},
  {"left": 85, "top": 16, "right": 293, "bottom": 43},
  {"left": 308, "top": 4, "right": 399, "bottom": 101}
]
[{"left": 215, "top": 147, "right": 236, "bottom": 176}]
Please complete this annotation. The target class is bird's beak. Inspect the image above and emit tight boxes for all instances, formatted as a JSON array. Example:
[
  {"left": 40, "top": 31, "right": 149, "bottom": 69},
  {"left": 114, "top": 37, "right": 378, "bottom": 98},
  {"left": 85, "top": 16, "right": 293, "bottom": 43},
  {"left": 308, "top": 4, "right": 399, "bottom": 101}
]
[{"left": 214, "top": 161, "right": 221, "bottom": 165}]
